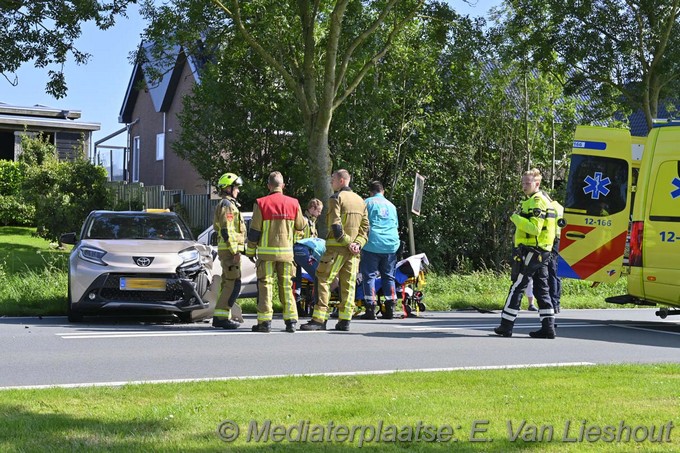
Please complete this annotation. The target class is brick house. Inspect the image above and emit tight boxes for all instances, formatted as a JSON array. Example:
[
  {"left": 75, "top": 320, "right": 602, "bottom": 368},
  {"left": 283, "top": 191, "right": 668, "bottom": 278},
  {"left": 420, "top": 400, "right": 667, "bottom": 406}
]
[{"left": 118, "top": 43, "right": 209, "bottom": 195}]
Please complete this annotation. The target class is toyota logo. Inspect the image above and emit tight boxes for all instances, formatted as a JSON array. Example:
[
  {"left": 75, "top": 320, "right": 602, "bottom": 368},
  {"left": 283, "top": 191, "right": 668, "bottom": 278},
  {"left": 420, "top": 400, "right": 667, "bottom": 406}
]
[{"left": 134, "top": 256, "right": 153, "bottom": 267}]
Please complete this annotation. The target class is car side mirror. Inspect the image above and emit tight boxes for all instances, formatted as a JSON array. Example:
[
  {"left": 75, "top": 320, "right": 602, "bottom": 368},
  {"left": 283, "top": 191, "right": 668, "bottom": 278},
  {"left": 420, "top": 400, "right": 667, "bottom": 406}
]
[
  {"left": 210, "top": 230, "right": 218, "bottom": 246},
  {"left": 60, "top": 232, "right": 77, "bottom": 245}
]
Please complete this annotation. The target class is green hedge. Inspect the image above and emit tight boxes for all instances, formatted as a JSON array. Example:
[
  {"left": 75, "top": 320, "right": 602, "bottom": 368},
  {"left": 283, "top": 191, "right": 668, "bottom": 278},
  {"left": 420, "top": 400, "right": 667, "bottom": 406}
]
[
  {"left": 0, "top": 161, "right": 26, "bottom": 196},
  {"left": 0, "top": 195, "right": 35, "bottom": 226}
]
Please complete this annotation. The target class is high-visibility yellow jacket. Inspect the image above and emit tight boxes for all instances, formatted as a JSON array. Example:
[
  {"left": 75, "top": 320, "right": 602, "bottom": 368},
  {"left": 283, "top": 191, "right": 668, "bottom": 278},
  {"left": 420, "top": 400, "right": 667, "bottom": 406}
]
[
  {"left": 510, "top": 191, "right": 556, "bottom": 251},
  {"left": 246, "top": 188, "right": 306, "bottom": 261},
  {"left": 325, "top": 187, "right": 369, "bottom": 249},
  {"left": 213, "top": 196, "right": 245, "bottom": 255}
]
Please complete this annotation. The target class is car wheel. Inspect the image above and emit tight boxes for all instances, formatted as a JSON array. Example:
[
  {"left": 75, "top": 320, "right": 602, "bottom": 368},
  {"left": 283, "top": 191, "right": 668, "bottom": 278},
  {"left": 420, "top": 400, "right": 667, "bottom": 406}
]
[{"left": 66, "top": 278, "right": 84, "bottom": 323}]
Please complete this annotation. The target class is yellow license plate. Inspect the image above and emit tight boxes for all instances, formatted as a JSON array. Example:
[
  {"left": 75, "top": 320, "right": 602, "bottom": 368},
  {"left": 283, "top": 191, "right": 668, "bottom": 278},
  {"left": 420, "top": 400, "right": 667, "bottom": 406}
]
[{"left": 120, "top": 278, "right": 166, "bottom": 291}]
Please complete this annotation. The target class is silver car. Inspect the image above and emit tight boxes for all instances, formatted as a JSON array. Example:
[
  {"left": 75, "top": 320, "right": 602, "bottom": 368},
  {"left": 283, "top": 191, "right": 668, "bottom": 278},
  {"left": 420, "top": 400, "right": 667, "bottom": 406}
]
[{"left": 61, "top": 210, "right": 216, "bottom": 323}]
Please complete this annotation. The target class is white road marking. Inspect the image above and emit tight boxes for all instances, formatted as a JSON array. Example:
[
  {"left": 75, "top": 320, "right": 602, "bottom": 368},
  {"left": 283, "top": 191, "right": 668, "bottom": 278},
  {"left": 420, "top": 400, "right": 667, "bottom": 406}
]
[
  {"left": 54, "top": 323, "right": 610, "bottom": 339},
  {"left": 0, "top": 362, "right": 596, "bottom": 391},
  {"left": 612, "top": 324, "right": 680, "bottom": 336}
]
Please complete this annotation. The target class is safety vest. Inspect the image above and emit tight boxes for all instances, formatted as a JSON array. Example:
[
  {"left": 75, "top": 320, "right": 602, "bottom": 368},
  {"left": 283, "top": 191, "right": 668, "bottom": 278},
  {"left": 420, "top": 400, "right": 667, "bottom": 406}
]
[{"left": 511, "top": 191, "right": 556, "bottom": 251}]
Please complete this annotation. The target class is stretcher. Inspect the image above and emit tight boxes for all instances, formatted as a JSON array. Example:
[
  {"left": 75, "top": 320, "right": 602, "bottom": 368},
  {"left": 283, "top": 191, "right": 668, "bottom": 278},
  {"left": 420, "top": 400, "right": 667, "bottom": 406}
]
[{"left": 294, "top": 252, "right": 429, "bottom": 319}]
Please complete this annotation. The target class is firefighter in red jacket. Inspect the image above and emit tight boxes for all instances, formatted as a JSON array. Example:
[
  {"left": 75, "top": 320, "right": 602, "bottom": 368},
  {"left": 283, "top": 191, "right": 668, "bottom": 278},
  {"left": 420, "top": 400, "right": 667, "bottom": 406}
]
[
  {"left": 246, "top": 171, "right": 307, "bottom": 333},
  {"left": 301, "top": 169, "right": 369, "bottom": 332},
  {"left": 212, "top": 172, "right": 246, "bottom": 329}
]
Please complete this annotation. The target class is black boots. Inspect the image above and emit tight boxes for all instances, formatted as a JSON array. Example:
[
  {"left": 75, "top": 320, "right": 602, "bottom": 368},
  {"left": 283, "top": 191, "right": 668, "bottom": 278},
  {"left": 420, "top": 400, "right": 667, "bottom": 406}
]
[
  {"left": 285, "top": 320, "right": 297, "bottom": 333},
  {"left": 360, "top": 305, "right": 376, "bottom": 320},
  {"left": 251, "top": 321, "right": 272, "bottom": 333},
  {"left": 334, "top": 320, "right": 350, "bottom": 331},
  {"left": 529, "top": 318, "right": 556, "bottom": 339},
  {"left": 493, "top": 319, "right": 514, "bottom": 337},
  {"left": 382, "top": 300, "right": 395, "bottom": 319},
  {"left": 300, "top": 319, "right": 326, "bottom": 331},
  {"left": 212, "top": 318, "right": 240, "bottom": 330}
]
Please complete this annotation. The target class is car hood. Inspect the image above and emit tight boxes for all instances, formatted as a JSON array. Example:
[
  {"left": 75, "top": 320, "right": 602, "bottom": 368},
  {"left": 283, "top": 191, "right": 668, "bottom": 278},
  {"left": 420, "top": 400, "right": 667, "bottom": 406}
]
[{"left": 81, "top": 239, "right": 201, "bottom": 254}]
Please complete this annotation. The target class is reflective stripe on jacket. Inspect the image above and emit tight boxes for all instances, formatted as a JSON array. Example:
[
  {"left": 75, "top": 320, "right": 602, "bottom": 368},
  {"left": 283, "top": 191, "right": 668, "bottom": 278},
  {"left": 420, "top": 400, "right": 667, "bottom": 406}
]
[
  {"left": 213, "top": 196, "right": 245, "bottom": 254},
  {"left": 510, "top": 191, "right": 556, "bottom": 251},
  {"left": 325, "top": 187, "right": 369, "bottom": 248},
  {"left": 246, "top": 189, "right": 306, "bottom": 261}
]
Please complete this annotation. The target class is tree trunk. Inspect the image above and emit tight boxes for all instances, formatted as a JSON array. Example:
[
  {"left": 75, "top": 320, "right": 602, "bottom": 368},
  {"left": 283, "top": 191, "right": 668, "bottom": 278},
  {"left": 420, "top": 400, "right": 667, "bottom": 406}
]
[{"left": 306, "top": 112, "right": 333, "bottom": 237}]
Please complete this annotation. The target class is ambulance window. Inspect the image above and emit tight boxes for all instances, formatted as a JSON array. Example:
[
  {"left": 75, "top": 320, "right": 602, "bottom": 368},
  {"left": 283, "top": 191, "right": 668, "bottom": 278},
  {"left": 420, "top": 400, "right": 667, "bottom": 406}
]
[
  {"left": 564, "top": 155, "right": 628, "bottom": 216},
  {"left": 649, "top": 160, "right": 680, "bottom": 222}
]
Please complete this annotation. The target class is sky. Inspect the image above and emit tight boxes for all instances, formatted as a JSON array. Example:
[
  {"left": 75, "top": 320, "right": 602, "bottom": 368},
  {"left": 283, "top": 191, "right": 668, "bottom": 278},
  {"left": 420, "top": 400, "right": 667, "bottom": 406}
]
[{"left": 0, "top": 0, "right": 501, "bottom": 163}]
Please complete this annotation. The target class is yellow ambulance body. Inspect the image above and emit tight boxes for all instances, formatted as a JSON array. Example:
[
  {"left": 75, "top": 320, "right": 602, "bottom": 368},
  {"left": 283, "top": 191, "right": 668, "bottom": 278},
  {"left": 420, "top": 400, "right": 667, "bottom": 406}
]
[{"left": 558, "top": 124, "right": 680, "bottom": 318}]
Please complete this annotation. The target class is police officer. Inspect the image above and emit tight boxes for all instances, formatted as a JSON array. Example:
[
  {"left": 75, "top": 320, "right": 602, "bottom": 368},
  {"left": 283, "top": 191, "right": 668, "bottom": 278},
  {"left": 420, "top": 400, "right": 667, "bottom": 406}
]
[
  {"left": 301, "top": 169, "right": 369, "bottom": 332},
  {"left": 246, "top": 171, "right": 306, "bottom": 333},
  {"left": 494, "top": 168, "right": 557, "bottom": 339},
  {"left": 212, "top": 172, "right": 246, "bottom": 329}
]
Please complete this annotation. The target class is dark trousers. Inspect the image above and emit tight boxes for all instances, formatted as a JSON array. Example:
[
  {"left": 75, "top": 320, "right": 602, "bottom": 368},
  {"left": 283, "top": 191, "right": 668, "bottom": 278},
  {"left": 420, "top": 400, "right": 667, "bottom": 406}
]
[
  {"left": 501, "top": 246, "right": 555, "bottom": 324},
  {"left": 548, "top": 239, "right": 562, "bottom": 311}
]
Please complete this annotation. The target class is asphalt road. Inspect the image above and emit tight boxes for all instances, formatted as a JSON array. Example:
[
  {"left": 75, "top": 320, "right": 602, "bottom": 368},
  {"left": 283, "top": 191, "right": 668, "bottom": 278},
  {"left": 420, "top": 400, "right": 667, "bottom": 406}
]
[{"left": 0, "top": 308, "right": 678, "bottom": 389}]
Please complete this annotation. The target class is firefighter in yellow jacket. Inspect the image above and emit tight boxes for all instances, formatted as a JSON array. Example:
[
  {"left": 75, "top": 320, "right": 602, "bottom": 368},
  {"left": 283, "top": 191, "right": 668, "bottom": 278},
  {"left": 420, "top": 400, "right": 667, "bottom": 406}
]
[
  {"left": 494, "top": 168, "right": 557, "bottom": 338},
  {"left": 212, "top": 172, "right": 246, "bottom": 329},
  {"left": 301, "top": 169, "right": 369, "bottom": 332},
  {"left": 246, "top": 171, "right": 307, "bottom": 333}
]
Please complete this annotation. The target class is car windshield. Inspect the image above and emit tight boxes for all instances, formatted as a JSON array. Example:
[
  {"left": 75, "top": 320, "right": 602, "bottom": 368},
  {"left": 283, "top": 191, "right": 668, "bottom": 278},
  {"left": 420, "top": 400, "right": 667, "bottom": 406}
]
[{"left": 85, "top": 214, "right": 192, "bottom": 240}]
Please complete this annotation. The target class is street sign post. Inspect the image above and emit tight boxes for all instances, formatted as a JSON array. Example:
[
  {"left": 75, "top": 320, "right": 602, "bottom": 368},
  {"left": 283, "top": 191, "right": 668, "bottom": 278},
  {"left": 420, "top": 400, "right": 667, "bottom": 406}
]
[{"left": 407, "top": 173, "right": 425, "bottom": 256}]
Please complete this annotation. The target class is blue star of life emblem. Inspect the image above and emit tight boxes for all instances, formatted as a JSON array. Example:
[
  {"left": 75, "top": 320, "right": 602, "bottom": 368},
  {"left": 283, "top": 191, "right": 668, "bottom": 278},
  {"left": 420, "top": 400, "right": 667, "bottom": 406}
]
[
  {"left": 672, "top": 177, "right": 680, "bottom": 199},
  {"left": 583, "top": 172, "right": 611, "bottom": 200}
]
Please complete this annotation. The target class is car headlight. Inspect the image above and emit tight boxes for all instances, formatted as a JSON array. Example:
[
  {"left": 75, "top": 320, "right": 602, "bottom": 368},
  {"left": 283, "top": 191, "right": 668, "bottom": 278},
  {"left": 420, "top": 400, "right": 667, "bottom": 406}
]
[
  {"left": 178, "top": 247, "right": 200, "bottom": 267},
  {"left": 78, "top": 246, "right": 108, "bottom": 266}
]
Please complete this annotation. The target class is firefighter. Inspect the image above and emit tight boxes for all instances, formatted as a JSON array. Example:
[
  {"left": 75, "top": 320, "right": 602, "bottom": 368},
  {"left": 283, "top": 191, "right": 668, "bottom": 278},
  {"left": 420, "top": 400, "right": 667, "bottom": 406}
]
[
  {"left": 300, "top": 169, "right": 369, "bottom": 332},
  {"left": 246, "top": 171, "right": 307, "bottom": 333},
  {"left": 494, "top": 168, "right": 557, "bottom": 339},
  {"left": 212, "top": 172, "right": 246, "bottom": 329}
]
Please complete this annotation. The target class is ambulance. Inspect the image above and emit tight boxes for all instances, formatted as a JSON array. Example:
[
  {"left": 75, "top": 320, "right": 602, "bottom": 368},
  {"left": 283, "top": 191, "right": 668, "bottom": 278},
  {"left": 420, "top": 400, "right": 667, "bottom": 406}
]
[{"left": 557, "top": 122, "right": 680, "bottom": 318}]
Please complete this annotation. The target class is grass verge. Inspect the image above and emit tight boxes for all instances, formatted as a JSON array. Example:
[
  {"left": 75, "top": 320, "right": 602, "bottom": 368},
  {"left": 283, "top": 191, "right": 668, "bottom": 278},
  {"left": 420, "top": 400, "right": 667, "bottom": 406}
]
[{"left": 0, "top": 364, "right": 678, "bottom": 452}]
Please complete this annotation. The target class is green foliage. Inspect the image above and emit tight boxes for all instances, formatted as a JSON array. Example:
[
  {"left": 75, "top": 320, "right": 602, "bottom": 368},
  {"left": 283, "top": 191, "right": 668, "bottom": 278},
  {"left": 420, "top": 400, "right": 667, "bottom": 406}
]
[
  {"left": 17, "top": 132, "right": 57, "bottom": 166},
  {"left": 0, "top": 195, "right": 35, "bottom": 226},
  {"left": 113, "top": 197, "right": 145, "bottom": 211},
  {"left": 0, "top": 160, "right": 26, "bottom": 196},
  {"left": 0, "top": 0, "right": 136, "bottom": 98},
  {"left": 17, "top": 135, "right": 113, "bottom": 242},
  {"left": 496, "top": 0, "right": 680, "bottom": 131}
]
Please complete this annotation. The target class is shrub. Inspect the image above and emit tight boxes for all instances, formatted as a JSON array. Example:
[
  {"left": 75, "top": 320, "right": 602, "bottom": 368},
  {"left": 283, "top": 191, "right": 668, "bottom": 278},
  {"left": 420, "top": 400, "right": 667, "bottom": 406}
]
[
  {"left": 0, "top": 161, "right": 26, "bottom": 196},
  {"left": 0, "top": 195, "right": 35, "bottom": 226}
]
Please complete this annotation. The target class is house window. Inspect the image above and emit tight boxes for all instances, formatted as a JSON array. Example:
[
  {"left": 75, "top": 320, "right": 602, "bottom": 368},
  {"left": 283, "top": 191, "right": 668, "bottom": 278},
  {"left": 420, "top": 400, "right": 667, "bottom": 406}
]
[
  {"left": 132, "top": 136, "right": 140, "bottom": 182},
  {"left": 156, "top": 133, "right": 165, "bottom": 161}
]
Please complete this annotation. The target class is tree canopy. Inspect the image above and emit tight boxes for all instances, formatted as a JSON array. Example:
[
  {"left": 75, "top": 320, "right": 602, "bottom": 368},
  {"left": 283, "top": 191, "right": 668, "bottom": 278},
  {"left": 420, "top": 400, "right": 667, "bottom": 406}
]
[
  {"left": 0, "top": 0, "right": 137, "bottom": 98},
  {"left": 497, "top": 0, "right": 680, "bottom": 131}
]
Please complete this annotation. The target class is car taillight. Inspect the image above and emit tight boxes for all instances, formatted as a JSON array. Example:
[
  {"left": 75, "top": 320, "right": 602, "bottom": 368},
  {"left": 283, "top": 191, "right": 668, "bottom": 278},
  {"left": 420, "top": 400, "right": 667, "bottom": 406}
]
[{"left": 629, "top": 221, "right": 644, "bottom": 267}]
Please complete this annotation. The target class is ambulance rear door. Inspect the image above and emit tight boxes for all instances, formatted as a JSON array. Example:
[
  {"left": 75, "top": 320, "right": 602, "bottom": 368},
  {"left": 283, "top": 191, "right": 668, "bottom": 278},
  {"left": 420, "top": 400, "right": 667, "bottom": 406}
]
[{"left": 557, "top": 126, "right": 632, "bottom": 283}]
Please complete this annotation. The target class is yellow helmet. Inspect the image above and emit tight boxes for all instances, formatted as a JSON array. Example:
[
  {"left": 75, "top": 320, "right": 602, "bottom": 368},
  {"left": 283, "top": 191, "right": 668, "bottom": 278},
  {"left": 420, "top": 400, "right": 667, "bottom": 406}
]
[{"left": 218, "top": 173, "right": 243, "bottom": 188}]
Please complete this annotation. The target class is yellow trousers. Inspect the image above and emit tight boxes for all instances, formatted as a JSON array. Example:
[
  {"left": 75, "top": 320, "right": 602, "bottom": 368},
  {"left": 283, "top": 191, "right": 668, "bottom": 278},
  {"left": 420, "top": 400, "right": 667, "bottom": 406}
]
[
  {"left": 256, "top": 260, "right": 297, "bottom": 322},
  {"left": 312, "top": 247, "right": 360, "bottom": 322}
]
